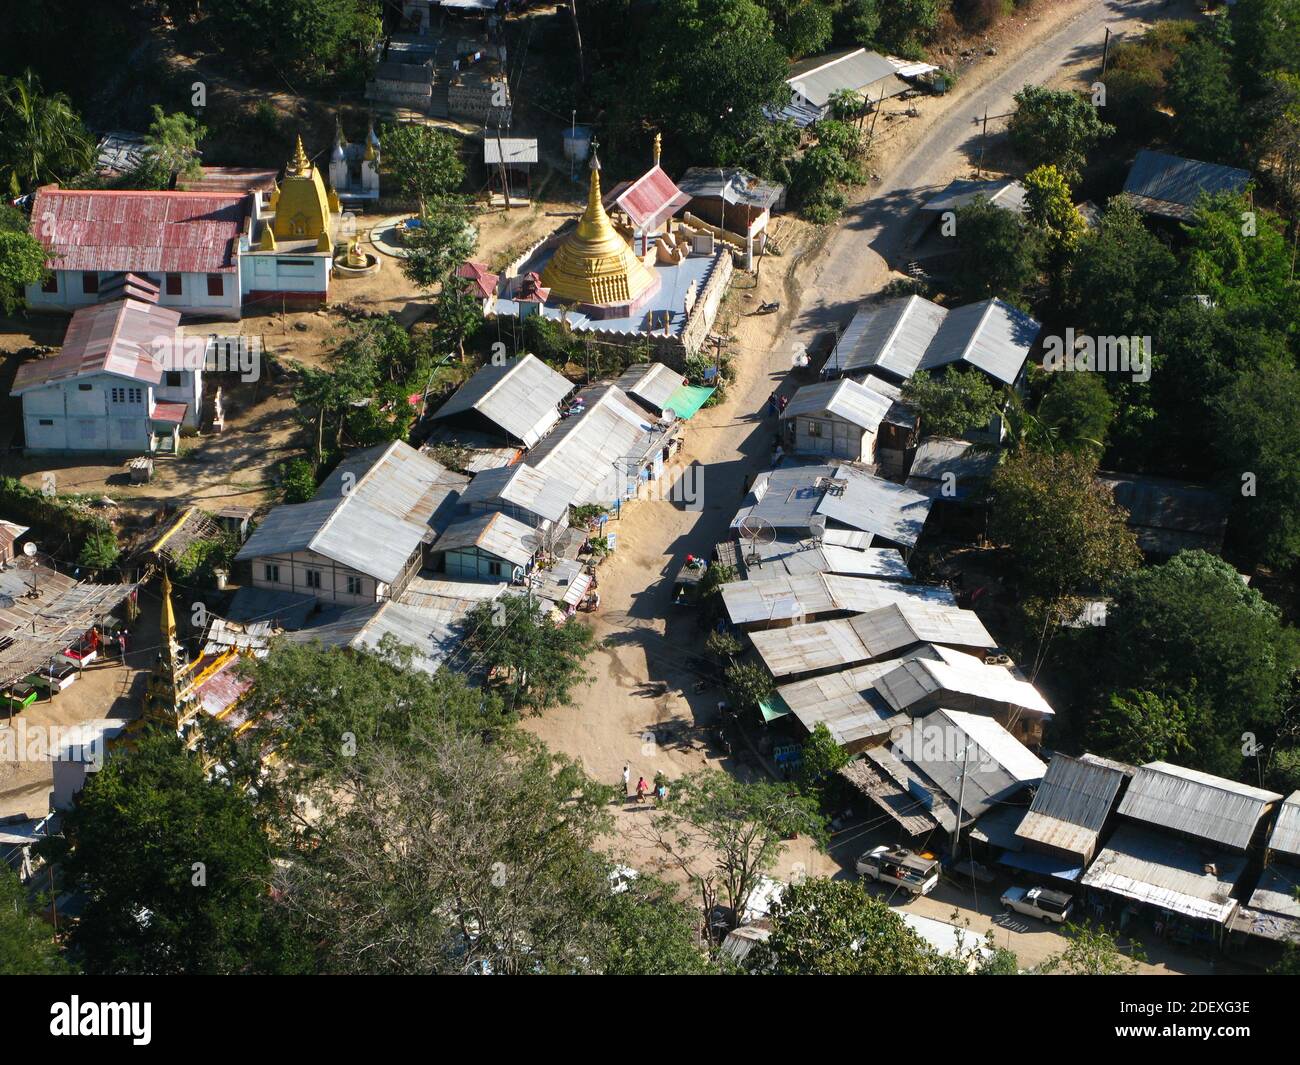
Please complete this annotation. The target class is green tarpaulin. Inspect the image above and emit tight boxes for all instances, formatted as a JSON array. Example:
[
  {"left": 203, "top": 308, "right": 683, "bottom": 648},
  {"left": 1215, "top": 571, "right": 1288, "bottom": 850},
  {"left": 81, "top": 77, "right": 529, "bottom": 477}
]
[
  {"left": 758, "top": 691, "right": 792, "bottom": 724},
  {"left": 664, "top": 384, "right": 715, "bottom": 420}
]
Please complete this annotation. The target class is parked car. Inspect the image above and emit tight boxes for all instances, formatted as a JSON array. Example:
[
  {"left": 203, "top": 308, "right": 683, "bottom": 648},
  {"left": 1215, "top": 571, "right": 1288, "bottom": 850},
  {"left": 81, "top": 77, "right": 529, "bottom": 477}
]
[
  {"left": 856, "top": 845, "right": 940, "bottom": 897},
  {"left": 1001, "top": 885, "right": 1074, "bottom": 924}
]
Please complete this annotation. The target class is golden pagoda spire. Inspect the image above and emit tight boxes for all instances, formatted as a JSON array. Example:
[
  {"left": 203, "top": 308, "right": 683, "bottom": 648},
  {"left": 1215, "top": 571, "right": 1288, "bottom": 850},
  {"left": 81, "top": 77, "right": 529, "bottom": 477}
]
[
  {"left": 142, "top": 568, "right": 182, "bottom": 724},
  {"left": 290, "top": 134, "right": 311, "bottom": 176},
  {"left": 653, "top": 132, "right": 662, "bottom": 167}
]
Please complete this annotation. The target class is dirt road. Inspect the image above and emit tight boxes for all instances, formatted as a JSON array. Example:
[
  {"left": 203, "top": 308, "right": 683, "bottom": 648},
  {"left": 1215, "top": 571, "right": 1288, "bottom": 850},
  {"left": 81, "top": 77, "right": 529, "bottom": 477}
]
[{"left": 524, "top": 0, "right": 1204, "bottom": 971}]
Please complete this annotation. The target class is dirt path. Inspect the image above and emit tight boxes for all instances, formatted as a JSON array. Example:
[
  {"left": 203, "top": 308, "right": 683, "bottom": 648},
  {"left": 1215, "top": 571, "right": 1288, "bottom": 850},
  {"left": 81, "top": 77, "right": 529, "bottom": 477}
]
[{"left": 523, "top": 0, "right": 1205, "bottom": 972}]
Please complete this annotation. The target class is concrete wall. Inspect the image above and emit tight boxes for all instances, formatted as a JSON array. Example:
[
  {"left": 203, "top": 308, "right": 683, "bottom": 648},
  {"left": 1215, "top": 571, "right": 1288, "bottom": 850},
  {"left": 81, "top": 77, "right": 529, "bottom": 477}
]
[
  {"left": 26, "top": 270, "right": 241, "bottom": 320},
  {"left": 247, "top": 548, "right": 383, "bottom": 605},
  {"left": 20, "top": 373, "right": 154, "bottom": 453}
]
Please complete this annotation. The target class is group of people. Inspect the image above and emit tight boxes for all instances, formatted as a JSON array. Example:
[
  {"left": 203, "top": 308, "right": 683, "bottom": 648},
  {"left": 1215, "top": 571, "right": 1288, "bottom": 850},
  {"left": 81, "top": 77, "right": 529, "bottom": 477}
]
[
  {"left": 621, "top": 764, "right": 668, "bottom": 805},
  {"left": 765, "top": 391, "right": 789, "bottom": 417}
]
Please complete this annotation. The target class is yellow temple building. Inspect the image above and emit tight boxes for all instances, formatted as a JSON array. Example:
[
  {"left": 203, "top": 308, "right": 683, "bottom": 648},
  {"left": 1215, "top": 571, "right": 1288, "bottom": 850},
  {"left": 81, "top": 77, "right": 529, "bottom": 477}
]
[{"left": 540, "top": 147, "right": 662, "bottom": 317}]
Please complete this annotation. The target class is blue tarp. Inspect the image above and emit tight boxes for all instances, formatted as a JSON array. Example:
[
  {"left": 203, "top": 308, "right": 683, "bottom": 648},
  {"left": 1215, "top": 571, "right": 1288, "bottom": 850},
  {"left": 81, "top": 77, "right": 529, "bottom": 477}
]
[{"left": 997, "top": 849, "right": 1083, "bottom": 882}]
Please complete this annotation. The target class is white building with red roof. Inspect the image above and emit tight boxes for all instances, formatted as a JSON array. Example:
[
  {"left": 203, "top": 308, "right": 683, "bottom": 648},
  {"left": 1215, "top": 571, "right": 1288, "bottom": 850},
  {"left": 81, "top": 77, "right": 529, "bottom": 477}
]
[{"left": 11, "top": 279, "right": 204, "bottom": 454}]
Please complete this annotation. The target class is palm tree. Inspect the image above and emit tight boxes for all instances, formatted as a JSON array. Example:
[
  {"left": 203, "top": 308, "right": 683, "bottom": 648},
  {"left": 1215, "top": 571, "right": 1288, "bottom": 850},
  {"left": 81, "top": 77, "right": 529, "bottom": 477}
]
[{"left": 0, "top": 70, "right": 94, "bottom": 196}]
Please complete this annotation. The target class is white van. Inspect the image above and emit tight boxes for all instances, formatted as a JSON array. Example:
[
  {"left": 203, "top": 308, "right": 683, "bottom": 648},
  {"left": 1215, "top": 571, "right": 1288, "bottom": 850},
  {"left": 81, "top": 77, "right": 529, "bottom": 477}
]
[
  {"left": 1001, "top": 885, "right": 1074, "bottom": 924},
  {"left": 855, "top": 845, "right": 940, "bottom": 897}
]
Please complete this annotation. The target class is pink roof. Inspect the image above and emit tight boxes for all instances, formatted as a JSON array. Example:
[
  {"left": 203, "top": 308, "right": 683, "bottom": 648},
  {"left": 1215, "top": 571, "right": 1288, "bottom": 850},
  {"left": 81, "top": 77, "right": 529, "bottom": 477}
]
[
  {"left": 30, "top": 186, "right": 248, "bottom": 275},
  {"left": 607, "top": 165, "right": 691, "bottom": 229},
  {"left": 456, "top": 260, "right": 499, "bottom": 299},
  {"left": 150, "top": 401, "right": 188, "bottom": 424},
  {"left": 11, "top": 296, "right": 181, "bottom": 394}
]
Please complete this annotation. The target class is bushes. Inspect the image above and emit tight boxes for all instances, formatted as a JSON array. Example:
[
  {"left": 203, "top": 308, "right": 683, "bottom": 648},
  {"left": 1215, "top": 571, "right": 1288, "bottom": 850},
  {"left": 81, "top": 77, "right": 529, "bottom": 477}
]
[
  {"left": 0, "top": 476, "right": 108, "bottom": 562},
  {"left": 280, "top": 457, "right": 318, "bottom": 504}
]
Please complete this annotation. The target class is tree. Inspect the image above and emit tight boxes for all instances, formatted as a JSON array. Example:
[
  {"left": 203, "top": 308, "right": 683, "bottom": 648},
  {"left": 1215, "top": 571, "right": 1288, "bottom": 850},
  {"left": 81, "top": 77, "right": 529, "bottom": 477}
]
[
  {"left": 764, "top": 0, "right": 834, "bottom": 58},
  {"left": 1093, "top": 688, "right": 1199, "bottom": 765},
  {"left": 1066, "top": 196, "right": 1181, "bottom": 338},
  {"left": 1007, "top": 85, "right": 1113, "bottom": 183},
  {"left": 1214, "top": 354, "right": 1300, "bottom": 568},
  {"left": 989, "top": 449, "right": 1140, "bottom": 667},
  {"left": 1037, "top": 371, "right": 1113, "bottom": 454},
  {"left": 77, "top": 524, "right": 120, "bottom": 570},
  {"left": 38, "top": 729, "right": 291, "bottom": 974},
  {"left": 433, "top": 275, "right": 484, "bottom": 364},
  {"left": 276, "top": 732, "right": 618, "bottom": 974},
  {"left": 0, "top": 69, "right": 93, "bottom": 195},
  {"left": 207, "top": 0, "right": 383, "bottom": 85},
  {"left": 379, "top": 123, "right": 465, "bottom": 210},
  {"left": 1022, "top": 163, "right": 1085, "bottom": 256},
  {"left": 237, "top": 641, "right": 507, "bottom": 786},
  {"left": 459, "top": 595, "right": 595, "bottom": 716},
  {"left": 279, "top": 456, "right": 318, "bottom": 502},
  {"left": 1100, "top": 551, "right": 1300, "bottom": 776},
  {"left": 1166, "top": 30, "right": 1241, "bottom": 162},
  {"left": 1036, "top": 922, "right": 1144, "bottom": 974},
  {"left": 597, "top": 875, "right": 715, "bottom": 974},
  {"left": 827, "top": 88, "right": 864, "bottom": 122},
  {"left": 754, "top": 877, "right": 967, "bottom": 974},
  {"left": 951, "top": 198, "right": 1044, "bottom": 302},
  {"left": 648, "top": 770, "right": 825, "bottom": 931},
  {"left": 136, "top": 106, "right": 206, "bottom": 188},
  {"left": 399, "top": 198, "right": 478, "bottom": 290},
  {"left": 875, "top": 0, "right": 942, "bottom": 55},
  {"left": 901, "top": 366, "right": 1002, "bottom": 439},
  {"left": 0, "top": 227, "right": 48, "bottom": 314},
  {"left": 723, "top": 660, "right": 774, "bottom": 713},
  {"left": 798, "top": 721, "right": 849, "bottom": 794},
  {"left": 0, "top": 867, "right": 68, "bottom": 974}
]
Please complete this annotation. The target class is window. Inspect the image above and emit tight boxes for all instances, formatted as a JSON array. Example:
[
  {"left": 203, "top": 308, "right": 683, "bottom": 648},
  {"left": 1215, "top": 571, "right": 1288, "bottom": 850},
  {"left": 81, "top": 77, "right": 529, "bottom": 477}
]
[
  {"left": 38, "top": 418, "right": 54, "bottom": 426},
  {"left": 346, "top": 575, "right": 362, "bottom": 596},
  {"left": 166, "top": 274, "right": 182, "bottom": 296},
  {"left": 305, "top": 568, "right": 322, "bottom": 589},
  {"left": 81, "top": 272, "right": 98, "bottom": 295},
  {"left": 264, "top": 564, "right": 280, "bottom": 583},
  {"left": 487, "top": 561, "right": 504, "bottom": 577},
  {"left": 41, "top": 274, "right": 57, "bottom": 293},
  {"left": 206, "top": 274, "right": 224, "bottom": 297},
  {"left": 806, "top": 419, "right": 823, "bottom": 437},
  {"left": 111, "top": 387, "right": 125, "bottom": 404},
  {"left": 78, "top": 383, "right": 93, "bottom": 392},
  {"left": 165, "top": 371, "right": 182, "bottom": 388},
  {"left": 130, "top": 387, "right": 142, "bottom": 404}
]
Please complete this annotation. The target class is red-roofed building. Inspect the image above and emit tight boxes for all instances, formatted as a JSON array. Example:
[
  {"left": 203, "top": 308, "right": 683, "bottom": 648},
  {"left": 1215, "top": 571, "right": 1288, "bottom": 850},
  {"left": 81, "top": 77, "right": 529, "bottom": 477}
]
[
  {"left": 25, "top": 186, "right": 250, "bottom": 319},
  {"left": 456, "top": 260, "right": 499, "bottom": 302},
  {"left": 603, "top": 159, "right": 691, "bottom": 255},
  {"left": 11, "top": 294, "right": 205, "bottom": 454}
]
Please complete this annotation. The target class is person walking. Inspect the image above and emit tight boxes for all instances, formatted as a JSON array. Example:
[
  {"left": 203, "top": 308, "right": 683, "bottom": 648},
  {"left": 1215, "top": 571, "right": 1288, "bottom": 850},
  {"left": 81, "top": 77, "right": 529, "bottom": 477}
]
[
  {"left": 117, "top": 630, "right": 128, "bottom": 665},
  {"left": 766, "top": 392, "right": 778, "bottom": 417},
  {"left": 622, "top": 764, "right": 630, "bottom": 799},
  {"left": 635, "top": 776, "right": 649, "bottom": 803}
]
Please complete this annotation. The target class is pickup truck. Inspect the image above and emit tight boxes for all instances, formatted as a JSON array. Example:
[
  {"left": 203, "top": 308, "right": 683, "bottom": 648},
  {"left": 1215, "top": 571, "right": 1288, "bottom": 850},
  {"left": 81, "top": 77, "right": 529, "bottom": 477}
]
[
  {"left": 1001, "top": 885, "right": 1074, "bottom": 924},
  {"left": 856, "top": 845, "right": 940, "bottom": 897}
]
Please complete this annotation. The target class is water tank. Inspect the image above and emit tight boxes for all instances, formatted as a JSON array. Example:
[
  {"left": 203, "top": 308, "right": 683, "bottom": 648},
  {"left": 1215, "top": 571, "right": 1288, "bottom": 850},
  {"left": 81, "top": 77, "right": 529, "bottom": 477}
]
[{"left": 563, "top": 125, "right": 592, "bottom": 164}]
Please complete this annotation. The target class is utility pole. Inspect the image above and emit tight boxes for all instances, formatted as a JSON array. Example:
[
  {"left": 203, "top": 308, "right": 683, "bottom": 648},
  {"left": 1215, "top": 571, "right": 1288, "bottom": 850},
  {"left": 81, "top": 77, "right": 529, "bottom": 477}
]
[
  {"left": 1101, "top": 27, "right": 1111, "bottom": 77},
  {"left": 950, "top": 738, "right": 973, "bottom": 856},
  {"left": 975, "top": 110, "right": 989, "bottom": 178},
  {"left": 494, "top": 122, "right": 511, "bottom": 212}
]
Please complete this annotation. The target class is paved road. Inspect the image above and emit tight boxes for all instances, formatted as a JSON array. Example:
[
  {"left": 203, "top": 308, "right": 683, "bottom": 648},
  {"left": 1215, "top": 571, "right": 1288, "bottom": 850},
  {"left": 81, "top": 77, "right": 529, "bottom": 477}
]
[{"left": 787, "top": 0, "right": 1168, "bottom": 348}]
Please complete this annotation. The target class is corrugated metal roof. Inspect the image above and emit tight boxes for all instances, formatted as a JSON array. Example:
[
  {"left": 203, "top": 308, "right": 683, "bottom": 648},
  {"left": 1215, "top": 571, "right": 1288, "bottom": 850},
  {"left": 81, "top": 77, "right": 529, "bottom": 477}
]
[
  {"left": 676, "top": 167, "right": 784, "bottom": 209},
  {"left": 12, "top": 296, "right": 180, "bottom": 393},
  {"left": 751, "top": 618, "right": 873, "bottom": 678},
  {"left": 483, "top": 137, "right": 538, "bottom": 164},
  {"left": 1268, "top": 792, "right": 1300, "bottom": 861},
  {"left": 850, "top": 601, "right": 995, "bottom": 658},
  {"left": 833, "top": 295, "right": 948, "bottom": 380},
  {"left": 843, "top": 750, "right": 947, "bottom": 834},
  {"left": 920, "top": 298, "right": 1040, "bottom": 385},
  {"left": 1246, "top": 863, "right": 1300, "bottom": 924},
  {"left": 874, "top": 644, "right": 1055, "bottom": 718},
  {"left": 614, "top": 362, "right": 685, "bottom": 413},
  {"left": 457, "top": 462, "right": 574, "bottom": 524},
  {"left": 432, "top": 354, "right": 573, "bottom": 447},
  {"left": 1117, "top": 762, "right": 1281, "bottom": 851},
  {"left": 721, "top": 573, "right": 953, "bottom": 626},
  {"left": 746, "top": 539, "right": 912, "bottom": 580},
  {"left": 817, "top": 464, "right": 933, "bottom": 547},
  {"left": 787, "top": 48, "right": 906, "bottom": 108},
  {"left": 525, "top": 385, "right": 660, "bottom": 506},
  {"left": 780, "top": 377, "right": 893, "bottom": 432},
  {"left": 1015, "top": 753, "right": 1127, "bottom": 860},
  {"left": 1098, "top": 473, "right": 1230, "bottom": 555},
  {"left": 777, "top": 666, "right": 903, "bottom": 748},
  {"left": 236, "top": 441, "right": 467, "bottom": 585},
  {"left": 435, "top": 510, "right": 537, "bottom": 568},
  {"left": 1082, "top": 823, "right": 1244, "bottom": 924},
  {"left": 30, "top": 186, "right": 247, "bottom": 274},
  {"left": 605, "top": 165, "right": 691, "bottom": 229},
  {"left": 922, "top": 178, "right": 1027, "bottom": 215},
  {"left": 1123, "top": 149, "right": 1250, "bottom": 219}
]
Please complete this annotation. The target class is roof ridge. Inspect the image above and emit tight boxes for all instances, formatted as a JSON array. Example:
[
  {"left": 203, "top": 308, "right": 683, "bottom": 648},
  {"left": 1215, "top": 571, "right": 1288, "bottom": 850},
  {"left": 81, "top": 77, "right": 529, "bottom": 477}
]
[
  {"left": 958, "top": 298, "right": 998, "bottom": 366},
  {"left": 308, "top": 440, "right": 403, "bottom": 552}
]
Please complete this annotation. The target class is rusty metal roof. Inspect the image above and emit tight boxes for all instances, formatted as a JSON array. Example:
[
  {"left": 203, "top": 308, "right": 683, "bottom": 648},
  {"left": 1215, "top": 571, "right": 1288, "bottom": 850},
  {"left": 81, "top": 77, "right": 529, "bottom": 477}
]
[
  {"left": 30, "top": 186, "right": 248, "bottom": 274},
  {"left": 11, "top": 296, "right": 181, "bottom": 394},
  {"left": 604, "top": 165, "right": 691, "bottom": 230}
]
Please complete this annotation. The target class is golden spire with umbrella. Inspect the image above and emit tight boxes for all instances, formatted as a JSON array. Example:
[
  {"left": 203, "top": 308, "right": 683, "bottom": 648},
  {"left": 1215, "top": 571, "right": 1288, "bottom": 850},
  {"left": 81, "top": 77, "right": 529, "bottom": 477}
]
[{"left": 540, "top": 143, "right": 659, "bottom": 307}]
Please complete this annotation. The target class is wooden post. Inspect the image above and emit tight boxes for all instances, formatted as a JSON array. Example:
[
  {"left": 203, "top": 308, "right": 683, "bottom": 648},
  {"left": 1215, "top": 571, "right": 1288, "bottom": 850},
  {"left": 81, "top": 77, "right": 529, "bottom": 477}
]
[
  {"left": 975, "top": 110, "right": 989, "bottom": 178},
  {"left": 494, "top": 124, "right": 511, "bottom": 211},
  {"left": 1101, "top": 27, "right": 1111, "bottom": 77}
]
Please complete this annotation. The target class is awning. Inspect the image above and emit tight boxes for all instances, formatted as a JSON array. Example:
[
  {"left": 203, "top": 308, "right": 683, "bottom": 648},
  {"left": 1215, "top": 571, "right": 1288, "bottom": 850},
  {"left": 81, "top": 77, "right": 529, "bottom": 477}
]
[
  {"left": 664, "top": 384, "right": 715, "bottom": 421},
  {"left": 758, "top": 691, "right": 792, "bottom": 724},
  {"left": 997, "top": 848, "right": 1083, "bottom": 882},
  {"left": 151, "top": 401, "right": 187, "bottom": 424}
]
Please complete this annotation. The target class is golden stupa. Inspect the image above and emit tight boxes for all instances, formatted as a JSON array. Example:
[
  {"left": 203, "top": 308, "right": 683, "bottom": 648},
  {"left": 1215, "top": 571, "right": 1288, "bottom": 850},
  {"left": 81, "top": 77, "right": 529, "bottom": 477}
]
[
  {"left": 541, "top": 147, "right": 660, "bottom": 309},
  {"left": 272, "top": 135, "right": 333, "bottom": 243}
]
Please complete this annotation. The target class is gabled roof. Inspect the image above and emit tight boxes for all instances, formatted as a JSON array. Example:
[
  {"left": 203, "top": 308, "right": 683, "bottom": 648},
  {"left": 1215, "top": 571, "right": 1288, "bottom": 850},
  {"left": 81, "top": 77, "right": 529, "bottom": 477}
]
[
  {"left": 1015, "top": 753, "right": 1127, "bottom": 860},
  {"left": 1268, "top": 792, "right": 1300, "bottom": 862},
  {"left": 787, "top": 48, "right": 906, "bottom": 107},
  {"left": 833, "top": 295, "right": 948, "bottom": 379},
  {"left": 904, "top": 438, "right": 999, "bottom": 500},
  {"left": 236, "top": 441, "right": 467, "bottom": 584},
  {"left": 1097, "top": 473, "right": 1230, "bottom": 556},
  {"left": 851, "top": 601, "right": 996, "bottom": 658},
  {"left": 1123, "top": 149, "right": 1250, "bottom": 220},
  {"left": 874, "top": 644, "right": 1055, "bottom": 718},
  {"left": 613, "top": 362, "right": 685, "bottom": 414},
  {"left": 431, "top": 354, "right": 573, "bottom": 447},
  {"left": 676, "top": 167, "right": 785, "bottom": 209},
  {"left": 922, "top": 178, "right": 1027, "bottom": 215},
  {"left": 604, "top": 164, "right": 690, "bottom": 230},
  {"left": 721, "top": 572, "right": 954, "bottom": 626},
  {"left": 29, "top": 186, "right": 247, "bottom": 274},
  {"left": 778, "top": 663, "right": 906, "bottom": 748},
  {"left": 12, "top": 297, "right": 180, "bottom": 394},
  {"left": 919, "top": 298, "right": 1040, "bottom": 385},
  {"left": 525, "top": 385, "right": 660, "bottom": 507},
  {"left": 743, "top": 538, "right": 912, "bottom": 580},
  {"left": 1116, "top": 762, "right": 1281, "bottom": 851},
  {"left": 457, "top": 462, "right": 575, "bottom": 524},
  {"left": 435, "top": 510, "right": 537, "bottom": 568},
  {"left": 780, "top": 377, "right": 894, "bottom": 433}
]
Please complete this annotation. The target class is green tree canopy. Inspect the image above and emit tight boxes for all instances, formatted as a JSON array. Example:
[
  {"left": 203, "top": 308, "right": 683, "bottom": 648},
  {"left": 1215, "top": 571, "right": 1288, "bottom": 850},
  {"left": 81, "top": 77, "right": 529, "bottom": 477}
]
[
  {"left": 901, "top": 366, "right": 1002, "bottom": 439},
  {"left": 0, "top": 868, "right": 69, "bottom": 974},
  {"left": 379, "top": 123, "right": 466, "bottom": 210},
  {"left": 0, "top": 69, "right": 93, "bottom": 195},
  {"left": 1007, "top": 84, "right": 1113, "bottom": 183},
  {"left": 951, "top": 198, "right": 1044, "bottom": 302},
  {"left": 1037, "top": 370, "right": 1114, "bottom": 454},
  {"left": 399, "top": 198, "right": 478, "bottom": 290}
]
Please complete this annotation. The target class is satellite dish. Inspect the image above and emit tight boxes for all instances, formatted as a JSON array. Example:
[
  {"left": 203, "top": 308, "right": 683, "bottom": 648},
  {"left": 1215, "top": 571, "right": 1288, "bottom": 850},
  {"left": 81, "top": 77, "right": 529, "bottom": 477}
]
[
  {"left": 791, "top": 343, "right": 809, "bottom": 369},
  {"left": 23, "top": 542, "right": 37, "bottom": 557},
  {"left": 738, "top": 515, "right": 776, "bottom": 565},
  {"left": 808, "top": 515, "right": 827, "bottom": 545}
]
